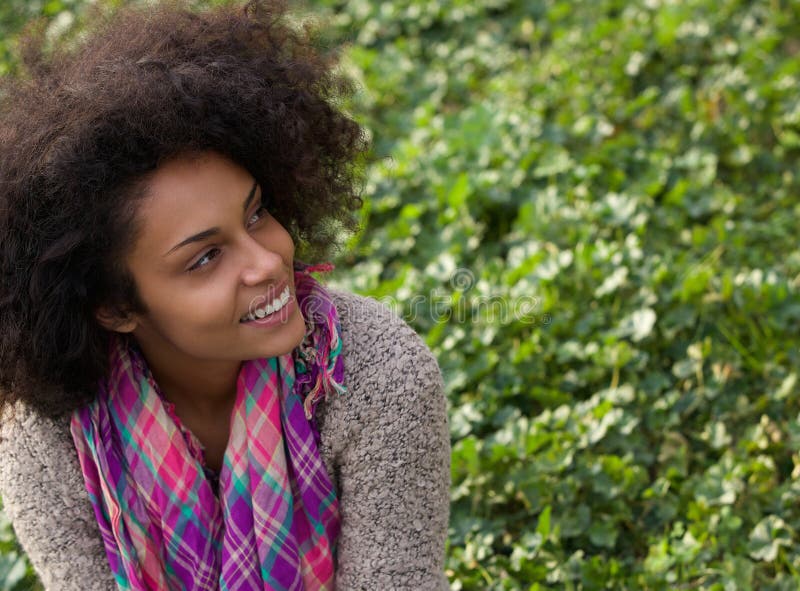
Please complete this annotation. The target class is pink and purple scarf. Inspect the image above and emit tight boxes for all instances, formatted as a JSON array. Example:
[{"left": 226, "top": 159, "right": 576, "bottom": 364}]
[{"left": 70, "top": 264, "right": 345, "bottom": 590}]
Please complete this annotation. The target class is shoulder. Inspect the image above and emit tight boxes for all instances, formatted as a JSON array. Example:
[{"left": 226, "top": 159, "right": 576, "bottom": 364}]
[
  {"left": 329, "top": 289, "right": 443, "bottom": 400},
  {"left": 318, "top": 290, "right": 450, "bottom": 589},
  {"left": 0, "top": 400, "right": 72, "bottom": 472},
  {"left": 0, "top": 401, "right": 117, "bottom": 590},
  {"left": 316, "top": 289, "right": 446, "bottom": 457},
  {"left": 0, "top": 401, "right": 75, "bottom": 514}
]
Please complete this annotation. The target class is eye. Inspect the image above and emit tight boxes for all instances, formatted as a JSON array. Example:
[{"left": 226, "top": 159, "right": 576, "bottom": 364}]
[
  {"left": 246, "top": 204, "right": 270, "bottom": 227},
  {"left": 186, "top": 194, "right": 272, "bottom": 274},
  {"left": 188, "top": 247, "right": 221, "bottom": 272}
]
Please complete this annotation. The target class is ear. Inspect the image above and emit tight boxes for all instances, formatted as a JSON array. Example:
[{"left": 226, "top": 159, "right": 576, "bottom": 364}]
[{"left": 95, "top": 306, "right": 139, "bottom": 334}]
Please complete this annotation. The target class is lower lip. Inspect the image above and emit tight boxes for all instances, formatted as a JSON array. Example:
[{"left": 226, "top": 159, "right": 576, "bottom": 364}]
[{"left": 240, "top": 294, "right": 297, "bottom": 328}]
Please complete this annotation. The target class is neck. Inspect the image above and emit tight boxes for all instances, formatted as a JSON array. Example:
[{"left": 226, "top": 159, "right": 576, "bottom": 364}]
[{"left": 134, "top": 342, "right": 241, "bottom": 420}]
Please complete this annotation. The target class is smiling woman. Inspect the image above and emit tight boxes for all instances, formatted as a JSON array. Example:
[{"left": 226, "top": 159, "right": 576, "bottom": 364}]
[{"left": 0, "top": 1, "right": 449, "bottom": 590}]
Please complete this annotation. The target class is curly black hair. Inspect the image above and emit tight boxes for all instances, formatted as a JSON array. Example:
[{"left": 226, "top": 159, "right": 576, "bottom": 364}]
[{"left": 0, "top": 0, "right": 367, "bottom": 418}]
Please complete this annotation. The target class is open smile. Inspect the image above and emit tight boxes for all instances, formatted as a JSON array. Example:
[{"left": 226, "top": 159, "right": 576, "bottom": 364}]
[{"left": 240, "top": 285, "right": 292, "bottom": 323}]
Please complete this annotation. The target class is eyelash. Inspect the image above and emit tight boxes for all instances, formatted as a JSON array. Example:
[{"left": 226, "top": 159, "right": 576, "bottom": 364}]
[{"left": 187, "top": 203, "right": 271, "bottom": 273}]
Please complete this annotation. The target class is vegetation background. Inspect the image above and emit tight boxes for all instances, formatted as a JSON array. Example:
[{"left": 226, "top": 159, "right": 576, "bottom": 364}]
[{"left": 1, "top": 0, "right": 800, "bottom": 589}]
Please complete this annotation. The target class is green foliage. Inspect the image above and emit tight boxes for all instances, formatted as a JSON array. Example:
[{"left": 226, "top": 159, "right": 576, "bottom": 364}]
[
  {"left": 0, "top": 0, "right": 88, "bottom": 75},
  {"left": 313, "top": 0, "right": 800, "bottom": 588},
  {"left": 2, "top": 0, "right": 800, "bottom": 589},
  {"left": 0, "top": 498, "right": 42, "bottom": 591}
]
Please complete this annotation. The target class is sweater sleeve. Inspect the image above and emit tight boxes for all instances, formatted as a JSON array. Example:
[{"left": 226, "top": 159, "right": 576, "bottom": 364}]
[
  {"left": 321, "top": 292, "right": 451, "bottom": 591},
  {"left": 0, "top": 402, "right": 117, "bottom": 590}
]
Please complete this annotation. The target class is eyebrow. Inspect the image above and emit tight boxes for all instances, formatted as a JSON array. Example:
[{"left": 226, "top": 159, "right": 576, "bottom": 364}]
[{"left": 163, "top": 181, "right": 259, "bottom": 257}]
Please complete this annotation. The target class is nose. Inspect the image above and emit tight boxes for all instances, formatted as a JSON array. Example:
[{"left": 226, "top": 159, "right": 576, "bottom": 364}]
[{"left": 239, "top": 234, "right": 284, "bottom": 287}]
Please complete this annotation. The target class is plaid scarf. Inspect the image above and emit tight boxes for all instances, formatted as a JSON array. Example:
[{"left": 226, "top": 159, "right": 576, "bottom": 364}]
[{"left": 70, "top": 265, "right": 344, "bottom": 590}]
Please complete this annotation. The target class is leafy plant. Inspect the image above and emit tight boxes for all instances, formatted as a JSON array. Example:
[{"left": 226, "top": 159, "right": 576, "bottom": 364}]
[
  {"left": 0, "top": 498, "right": 43, "bottom": 591},
  {"left": 313, "top": 0, "right": 800, "bottom": 588}
]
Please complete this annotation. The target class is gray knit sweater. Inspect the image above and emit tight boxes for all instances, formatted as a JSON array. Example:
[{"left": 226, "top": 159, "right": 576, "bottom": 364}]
[{"left": 0, "top": 290, "right": 451, "bottom": 590}]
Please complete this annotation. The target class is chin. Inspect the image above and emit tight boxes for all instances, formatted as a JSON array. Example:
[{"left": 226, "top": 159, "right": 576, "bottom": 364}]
[{"left": 257, "top": 312, "right": 307, "bottom": 359}]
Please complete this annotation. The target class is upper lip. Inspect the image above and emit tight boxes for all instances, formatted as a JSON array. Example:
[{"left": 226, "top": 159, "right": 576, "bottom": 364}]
[{"left": 240, "top": 280, "right": 289, "bottom": 321}]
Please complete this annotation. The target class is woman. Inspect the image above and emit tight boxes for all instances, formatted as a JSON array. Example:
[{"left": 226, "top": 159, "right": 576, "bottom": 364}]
[{"left": 0, "top": 1, "right": 450, "bottom": 589}]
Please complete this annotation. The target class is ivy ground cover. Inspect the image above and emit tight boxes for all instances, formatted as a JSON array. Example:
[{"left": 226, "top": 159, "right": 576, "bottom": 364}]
[{"left": 317, "top": 0, "right": 800, "bottom": 588}]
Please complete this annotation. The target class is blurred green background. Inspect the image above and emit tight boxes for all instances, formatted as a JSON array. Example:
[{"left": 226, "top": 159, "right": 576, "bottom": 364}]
[{"left": 2, "top": 0, "right": 800, "bottom": 589}]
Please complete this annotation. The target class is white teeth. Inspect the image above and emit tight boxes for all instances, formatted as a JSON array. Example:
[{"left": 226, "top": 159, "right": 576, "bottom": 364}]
[{"left": 242, "top": 286, "right": 291, "bottom": 322}]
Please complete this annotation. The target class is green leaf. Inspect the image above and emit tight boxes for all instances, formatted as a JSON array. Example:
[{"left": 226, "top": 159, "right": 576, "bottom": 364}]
[
  {"left": 536, "top": 505, "right": 551, "bottom": 539},
  {"left": 748, "top": 516, "right": 792, "bottom": 562}
]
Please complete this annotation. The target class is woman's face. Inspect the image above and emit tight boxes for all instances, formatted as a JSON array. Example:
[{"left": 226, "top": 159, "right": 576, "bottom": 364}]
[{"left": 105, "top": 151, "right": 306, "bottom": 367}]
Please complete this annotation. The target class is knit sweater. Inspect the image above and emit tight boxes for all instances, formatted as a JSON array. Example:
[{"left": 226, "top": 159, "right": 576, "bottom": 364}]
[{"left": 0, "top": 290, "right": 451, "bottom": 590}]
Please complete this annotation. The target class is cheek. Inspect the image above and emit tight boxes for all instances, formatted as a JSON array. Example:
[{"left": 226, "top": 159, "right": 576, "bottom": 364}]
[
  {"left": 183, "top": 284, "right": 237, "bottom": 325},
  {"left": 140, "top": 272, "right": 239, "bottom": 333}
]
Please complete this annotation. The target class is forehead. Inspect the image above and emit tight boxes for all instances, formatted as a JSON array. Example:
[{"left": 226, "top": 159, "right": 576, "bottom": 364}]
[{"left": 143, "top": 152, "right": 252, "bottom": 215}]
